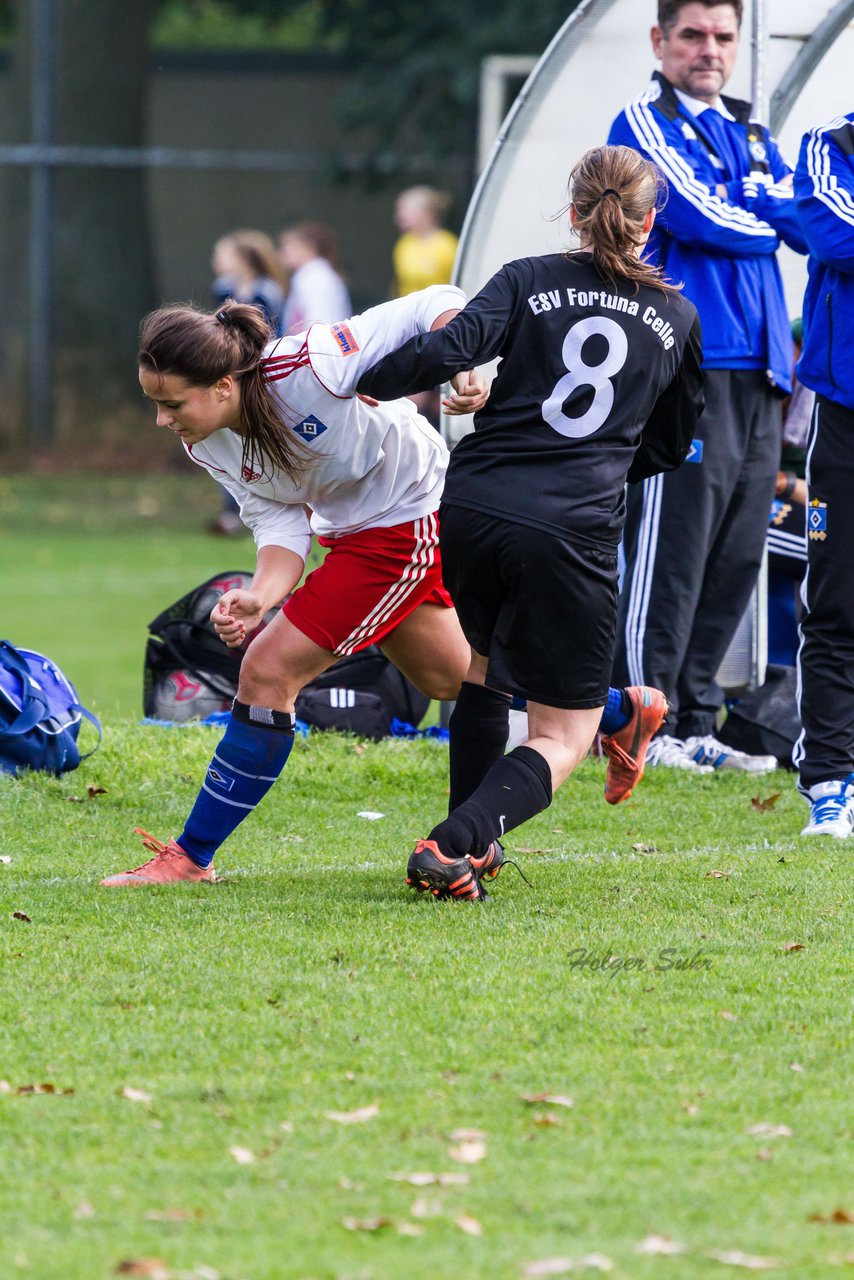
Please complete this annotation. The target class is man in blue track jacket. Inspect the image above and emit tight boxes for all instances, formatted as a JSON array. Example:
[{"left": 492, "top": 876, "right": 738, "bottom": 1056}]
[
  {"left": 791, "top": 113, "right": 854, "bottom": 837},
  {"left": 608, "top": 0, "right": 806, "bottom": 773}
]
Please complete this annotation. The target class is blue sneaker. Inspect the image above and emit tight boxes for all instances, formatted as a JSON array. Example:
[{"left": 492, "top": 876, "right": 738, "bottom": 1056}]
[{"left": 801, "top": 778, "right": 854, "bottom": 838}]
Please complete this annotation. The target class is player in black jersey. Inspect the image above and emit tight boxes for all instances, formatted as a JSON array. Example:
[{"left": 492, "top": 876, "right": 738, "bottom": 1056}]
[{"left": 359, "top": 145, "right": 704, "bottom": 901}]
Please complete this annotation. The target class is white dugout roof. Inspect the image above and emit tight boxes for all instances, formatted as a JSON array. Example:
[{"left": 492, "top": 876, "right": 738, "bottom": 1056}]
[{"left": 454, "top": 0, "right": 853, "bottom": 439}]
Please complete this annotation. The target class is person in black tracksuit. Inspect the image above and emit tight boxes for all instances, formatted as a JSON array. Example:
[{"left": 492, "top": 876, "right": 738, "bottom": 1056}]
[
  {"left": 607, "top": 0, "right": 807, "bottom": 774},
  {"left": 791, "top": 112, "right": 854, "bottom": 838},
  {"left": 358, "top": 144, "right": 704, "bottom": 900}
]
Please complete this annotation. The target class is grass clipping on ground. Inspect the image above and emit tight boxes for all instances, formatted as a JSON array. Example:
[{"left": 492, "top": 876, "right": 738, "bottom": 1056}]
[{"left": 0, "top": 724, "right": 850, "bottom": 1279}]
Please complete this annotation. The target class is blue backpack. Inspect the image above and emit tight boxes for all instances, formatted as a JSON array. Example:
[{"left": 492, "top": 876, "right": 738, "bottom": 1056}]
[{"left": 0, "top": 640, "right": 101, "bottom": 777}]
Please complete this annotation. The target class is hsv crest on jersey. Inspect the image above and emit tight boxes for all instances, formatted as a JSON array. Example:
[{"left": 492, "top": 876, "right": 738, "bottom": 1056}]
[
  {"left": 686, "top": 439, "right": 704, "bottom": 463},
  {"left": 331, "top": 323, "right": 359, "bottom": 356},
  {"left": 292, "top": 415, "right": 329, "bottom": 440}
]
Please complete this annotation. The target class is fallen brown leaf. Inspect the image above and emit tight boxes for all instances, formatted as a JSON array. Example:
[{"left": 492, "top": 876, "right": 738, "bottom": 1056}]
[
  {"left": 523, "top": 1261, "right": 575, "bottom": 1277},
  {"left": 747, "top": 1123, "right": 793, "bottom": 1139},
  {"left": 0, "top": 855, "right": 12, "bottom": 864},
  {"left": 789, "top": 1062, "right": 805, "bottom": 1073},
  {"left": 756, "top": 1148, "right": 774, "bottom": 1161},
  {"left": 144, "top": 1208, "right": 198, "bottom": 1222},
  {"left": 751, "top": 793, "right": 781, "bottom": 811},
  {"left": 532, "top": 1112, "right": 563, "bottom": 1127},
  {"left": 114, "top": 1261, "right": 170, "bottom": 1278},
  {"left": 396, "top": 1222, "right": 425, "bottom": 1237},
  {"left": 704, "top": 869, "right": 735, "bottom": 880},
  {"left": 681, "top": 1101, "right": 699, "bottom": 1117},
  {"left": 783, "top": 941, "right": 805, "bottom": 953},
  {"left": 635, "top": 1234, "right": 686, "bottom": 1255},
  {"left": 708, "top": 1249, "right": 783, "bottom": 1269},
  {"left": 11, "top": 911, "right": 31, "bottom": 922},
  {"left": 719, "top": 1010, "right": 737, "bottom": 1022},
  {"left": 809, "top": 1209, "right": 854, "bottom": 1225},
  {"left": 448, "top": 1127, "right": 486, "bottom": 1140},
  {"left": 631, "top": 842, "right": 658, "bottom": 854},
  {"left": 17, "top": 1082, "right": 74, "bottom": 1095},
  {"left": 87, "top": 785, "right": 107, "bottom": 799},
  {"left": 455, "top": 1214, "right": 483, "bottom": 1236},
  {"left": 341, "top": 1216, "right": 392, "bottom": 1232},
  {"left": 521, "top": 1093, "right": 574, "bottom": 1108},
  {"left": 325, "top": 1102, "right": 379, "bottom": 1124}
]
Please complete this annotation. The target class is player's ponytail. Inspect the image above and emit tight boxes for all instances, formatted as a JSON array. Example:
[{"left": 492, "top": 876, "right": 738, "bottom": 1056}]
[
  {"left": 138, "top": 300, "right": 312, "bottom": 484},
  {"left": 566, "top": 145, "right": 680, "bottom": 298}
]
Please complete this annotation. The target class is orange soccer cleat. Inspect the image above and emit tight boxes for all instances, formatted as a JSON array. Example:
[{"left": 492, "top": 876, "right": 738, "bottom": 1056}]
[
  {"left": 100, "top": 829, "right": 216, "bottom": 887},
  {"left": 601, "top": 686, "right": 669, "bottom": 804}
]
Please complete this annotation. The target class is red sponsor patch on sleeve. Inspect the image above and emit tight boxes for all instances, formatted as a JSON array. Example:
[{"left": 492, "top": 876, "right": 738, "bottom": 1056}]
[{"left": 331, "top": 323, "right": 360, "bottom": 356}]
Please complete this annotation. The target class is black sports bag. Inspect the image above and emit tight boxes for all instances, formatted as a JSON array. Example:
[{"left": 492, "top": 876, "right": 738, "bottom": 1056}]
[{"left": 144, "top": 571, "right": 429, "bottom": 738}]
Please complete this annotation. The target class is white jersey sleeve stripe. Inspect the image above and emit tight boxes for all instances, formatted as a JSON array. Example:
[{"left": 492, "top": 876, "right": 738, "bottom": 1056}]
[
  {"left": 805, "top": 119, "right": 854, "bottom": 228},
  {"left": 625, "top": 88, "right": 776, "bottom": 238}
]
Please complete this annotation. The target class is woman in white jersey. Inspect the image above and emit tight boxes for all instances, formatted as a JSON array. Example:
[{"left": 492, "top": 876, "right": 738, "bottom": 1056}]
[{"left": 100, "top": 286, "right": 488, "bottom": 886}]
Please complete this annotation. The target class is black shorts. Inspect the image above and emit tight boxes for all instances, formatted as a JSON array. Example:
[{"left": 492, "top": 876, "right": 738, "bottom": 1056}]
[{"left": 439, "top": 503, "right": 618, "bottom": 709}]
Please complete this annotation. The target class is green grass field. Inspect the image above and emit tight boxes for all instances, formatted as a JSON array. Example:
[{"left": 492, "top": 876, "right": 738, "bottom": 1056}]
[{"left": 1, "top": 475, "right": 851, "bottom": 1280}]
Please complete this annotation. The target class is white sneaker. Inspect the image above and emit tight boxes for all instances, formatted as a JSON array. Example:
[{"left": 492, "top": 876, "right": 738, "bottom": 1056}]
[
  {"left": 683, "top": 734, "right": 777, "bottom": 774},
  {"left": 646, "top": 734, "right": 714, "bottom": 773},
  {"left": 801, "top": 778, "right": 854, "bottom": 838}
]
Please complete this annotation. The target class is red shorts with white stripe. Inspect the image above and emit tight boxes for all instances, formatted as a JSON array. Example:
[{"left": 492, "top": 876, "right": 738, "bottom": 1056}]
[{"left": 282, "top": 513, "right": 453, "bottom": 657}]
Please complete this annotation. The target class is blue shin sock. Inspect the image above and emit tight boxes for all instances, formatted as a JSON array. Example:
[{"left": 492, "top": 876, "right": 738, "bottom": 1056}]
[
  {"left": 177, "top": 702, "right": 294, "bottom": 867},
  {"left": 598, "top": 687, "right": 631, "bottom": 736}
]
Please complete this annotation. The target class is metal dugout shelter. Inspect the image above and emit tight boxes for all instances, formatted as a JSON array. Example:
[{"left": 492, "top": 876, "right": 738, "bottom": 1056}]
[{"left": 448, "top": 0, "right": 854, "bottom": 697}]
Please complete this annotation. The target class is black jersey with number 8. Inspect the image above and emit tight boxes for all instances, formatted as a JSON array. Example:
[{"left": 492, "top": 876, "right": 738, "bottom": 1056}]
[{"left": 358, "top": 251, "right": 703, "bottom": 551}]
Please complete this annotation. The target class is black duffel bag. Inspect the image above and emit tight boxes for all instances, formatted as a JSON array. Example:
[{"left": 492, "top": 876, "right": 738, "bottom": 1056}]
[
  {"left": 717, "top": 664, "right": 800, "bottom": 770},
  {"left": 144, "top": 571, "right": 429, "bottom": 738}
]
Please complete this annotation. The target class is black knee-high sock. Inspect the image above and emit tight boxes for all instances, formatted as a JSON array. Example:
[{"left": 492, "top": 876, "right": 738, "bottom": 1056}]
[
  {"left": 429, "top": 745, "right": 552, "bottom": 859},
  {"left": 448, "top": 681, "right": 511, "bottom": 813}
]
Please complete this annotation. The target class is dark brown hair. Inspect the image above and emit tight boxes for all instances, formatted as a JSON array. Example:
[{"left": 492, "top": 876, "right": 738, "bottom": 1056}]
[
  {"left": 138, "top": 300, "right": 312, "bottom": 484},
  {"left": 565, "top": 145, "right": 680, "bottom": 297},
  {"left": 658, "top": 0, "right": 742, "bottom": 35}
]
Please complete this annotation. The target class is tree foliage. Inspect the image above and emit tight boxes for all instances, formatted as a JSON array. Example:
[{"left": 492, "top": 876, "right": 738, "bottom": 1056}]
[{"left": 153, "top": 0, "right": 583, "bottom": 158}]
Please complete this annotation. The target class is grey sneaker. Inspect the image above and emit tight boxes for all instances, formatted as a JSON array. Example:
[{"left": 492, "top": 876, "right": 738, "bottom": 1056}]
[
  {"left": 646, "top": 734, "right": 714, "bottom": 773},
  {"left": 684, "top": 734, "right": 777, "bottom": 774}
]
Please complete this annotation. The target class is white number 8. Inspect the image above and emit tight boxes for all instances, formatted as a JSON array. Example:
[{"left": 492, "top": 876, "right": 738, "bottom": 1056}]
[{"left": 542, "top": 316, "right": 628, "bottom": 438}]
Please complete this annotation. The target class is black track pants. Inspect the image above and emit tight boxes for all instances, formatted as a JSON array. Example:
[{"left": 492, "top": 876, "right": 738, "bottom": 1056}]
[
  {"left": 794, "top": 394, "right": 854, "bottom": 788},
  {"left": 613, "top": 369, "right": 780, "bottom": 737}
]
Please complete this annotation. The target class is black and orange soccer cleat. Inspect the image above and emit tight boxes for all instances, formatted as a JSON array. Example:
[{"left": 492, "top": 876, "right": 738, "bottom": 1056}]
[
  {"left": 469, "top": 839, "right": 504, "bottom": 880},
  {"left": 406, "top": 839, "right": 486, "bottom": 901}
]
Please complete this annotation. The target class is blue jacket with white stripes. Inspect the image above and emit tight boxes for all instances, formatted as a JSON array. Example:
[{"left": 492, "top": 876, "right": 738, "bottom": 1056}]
[
  {"left": 609, "top": 73, "right": 806, "bottom": 394},
  {"left": 794, "top": 113, "right": 854, "bottom": 412}
]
